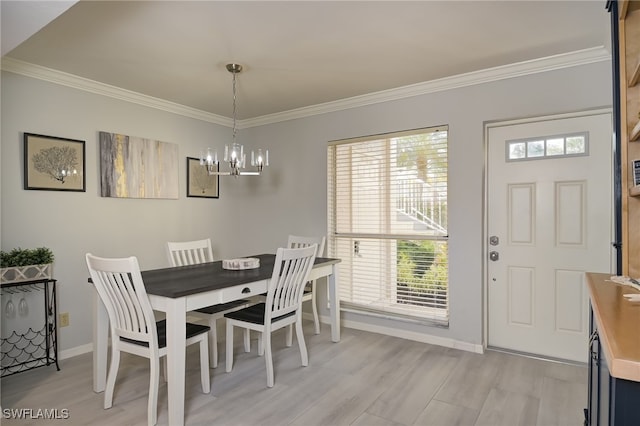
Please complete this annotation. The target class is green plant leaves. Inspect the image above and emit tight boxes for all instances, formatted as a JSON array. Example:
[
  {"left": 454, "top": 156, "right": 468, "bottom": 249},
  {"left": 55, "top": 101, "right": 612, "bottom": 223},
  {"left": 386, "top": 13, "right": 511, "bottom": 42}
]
[{"left": 0, "top": 247, "right": 54, "bottom": 267}]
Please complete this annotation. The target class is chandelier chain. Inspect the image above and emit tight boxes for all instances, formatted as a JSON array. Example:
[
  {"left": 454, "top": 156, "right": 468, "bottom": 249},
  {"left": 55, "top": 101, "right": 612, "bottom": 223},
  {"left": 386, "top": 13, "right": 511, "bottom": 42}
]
[{"left": 232, "top": 70, "right": 237, "bottom": 142}]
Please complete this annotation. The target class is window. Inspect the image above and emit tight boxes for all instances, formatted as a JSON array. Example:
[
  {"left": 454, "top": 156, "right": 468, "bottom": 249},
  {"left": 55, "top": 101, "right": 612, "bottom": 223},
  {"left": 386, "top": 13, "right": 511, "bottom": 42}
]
[
  {"left": 327, "top": 126, "right": 449, "bottom": 324},
  {"left": 507, "top": 132, "right": 588, "bottom": 161}
]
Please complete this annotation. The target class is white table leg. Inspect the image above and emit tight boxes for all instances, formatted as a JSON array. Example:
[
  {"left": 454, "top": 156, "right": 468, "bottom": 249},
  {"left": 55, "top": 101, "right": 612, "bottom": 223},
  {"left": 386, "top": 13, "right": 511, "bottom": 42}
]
[
  {"left": 166, "top": 297, "right": 187, "bottom": 426},
  {"left": 93, "top": 291, "right": 108, "bottom": 392},
  {"left": 329, "top": 264, "right": 340, "bottom": 342}
]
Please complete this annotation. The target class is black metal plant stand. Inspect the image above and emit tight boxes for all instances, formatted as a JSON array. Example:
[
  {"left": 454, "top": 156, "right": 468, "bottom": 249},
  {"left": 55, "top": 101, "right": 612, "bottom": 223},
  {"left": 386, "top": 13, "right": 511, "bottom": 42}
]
[{"left": 1, "top": 279, "right": 60, "bottom": 377}]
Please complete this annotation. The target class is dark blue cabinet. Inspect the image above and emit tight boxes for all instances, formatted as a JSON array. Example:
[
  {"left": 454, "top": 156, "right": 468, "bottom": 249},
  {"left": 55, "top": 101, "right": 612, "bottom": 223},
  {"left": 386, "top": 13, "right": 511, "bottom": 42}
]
[{"left": 587, "top": 308, "right": 640, "bottom": 426}]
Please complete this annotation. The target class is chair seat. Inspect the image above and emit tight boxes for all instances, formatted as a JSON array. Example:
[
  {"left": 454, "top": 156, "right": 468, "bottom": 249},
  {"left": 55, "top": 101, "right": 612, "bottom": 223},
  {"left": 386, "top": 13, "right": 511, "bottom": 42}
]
[
  {"left": 224, "top": 303, "right": 295, "bottom": 325},
  {"left": 194, "top": 299, "right": 250, "bottom": 315},
  {"left": 121, "top": 319, "right": 210, "bottom": 348},
  {"left": 260, "top": 286, "right": 309, "bottom": 297}
]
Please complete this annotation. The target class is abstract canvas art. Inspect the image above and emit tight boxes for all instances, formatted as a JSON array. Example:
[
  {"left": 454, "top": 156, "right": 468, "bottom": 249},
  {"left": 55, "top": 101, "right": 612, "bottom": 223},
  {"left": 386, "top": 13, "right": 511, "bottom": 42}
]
[{"left": 99, "top": 131, "right": 179, "bottom": 199}]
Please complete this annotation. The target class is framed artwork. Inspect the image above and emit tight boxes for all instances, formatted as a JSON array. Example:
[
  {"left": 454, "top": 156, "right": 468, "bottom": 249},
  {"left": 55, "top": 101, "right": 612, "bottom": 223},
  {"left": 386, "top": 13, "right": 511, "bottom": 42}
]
[
  {"left": 187, "top": 157, "right": 219, "bottom": 198},
  {"left": 99, "top": 131, "right": 179, "bottom": 199},
  {"left": 24, "top": 133, "right": 86, "bottom": 192}
]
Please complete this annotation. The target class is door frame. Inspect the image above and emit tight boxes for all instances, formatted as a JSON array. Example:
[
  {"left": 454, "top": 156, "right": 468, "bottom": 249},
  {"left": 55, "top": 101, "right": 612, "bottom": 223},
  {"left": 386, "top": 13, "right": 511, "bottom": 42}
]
[{"left": 482, "top": 107, "right": 615, "bottom": 352}]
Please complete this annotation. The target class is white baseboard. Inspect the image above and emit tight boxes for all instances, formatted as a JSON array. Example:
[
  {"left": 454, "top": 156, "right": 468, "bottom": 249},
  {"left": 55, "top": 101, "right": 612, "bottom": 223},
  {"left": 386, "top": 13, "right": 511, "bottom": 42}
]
[
  {"left": 302, "top": 312, "right": 483, "bottom": 354},
  {"left": 59, "top": 342, "right": 93, "bottom": 360}
]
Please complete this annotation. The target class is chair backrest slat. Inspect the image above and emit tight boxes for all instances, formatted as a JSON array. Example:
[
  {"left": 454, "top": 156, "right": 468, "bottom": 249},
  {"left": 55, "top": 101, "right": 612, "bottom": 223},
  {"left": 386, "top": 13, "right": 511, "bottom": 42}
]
[
  {"left": 167, "top": 239, "right": 213, "bottom": 267},
  {"left": 287, "top": 235, "right": 326, "bottom": 257},
  {"left": 86, "top": 254, "right": 157, "bottom": 345},
  {"left": 266, "top": 245, "right": 317, "bottom": 322},
  {"left": 286, "top": 235, "right": 325, "bottom": 291}
]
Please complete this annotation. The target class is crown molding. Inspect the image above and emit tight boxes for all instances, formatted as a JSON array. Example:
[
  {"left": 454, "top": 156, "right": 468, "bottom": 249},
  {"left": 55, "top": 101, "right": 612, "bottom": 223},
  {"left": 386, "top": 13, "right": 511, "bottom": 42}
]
[
  {"left": 2, "top": 46, "right": 610, "bottom": 129},
  {"left": 1, "top": 57, "right": 231, "bottom": 127},
  {"left": 243, "top": 46, "right": 611, "bottom": 128}
]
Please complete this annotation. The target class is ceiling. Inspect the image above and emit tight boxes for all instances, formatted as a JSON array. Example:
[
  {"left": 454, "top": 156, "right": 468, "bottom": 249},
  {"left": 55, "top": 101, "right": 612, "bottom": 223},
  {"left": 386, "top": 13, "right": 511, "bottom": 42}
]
[{"left": 1, "top": 1, "right": 611, "bottom": 121}]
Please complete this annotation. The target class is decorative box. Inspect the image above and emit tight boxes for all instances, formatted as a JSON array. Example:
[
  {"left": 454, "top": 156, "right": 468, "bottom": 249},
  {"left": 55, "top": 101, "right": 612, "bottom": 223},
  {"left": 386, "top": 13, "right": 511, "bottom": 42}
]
[{"left": 222, "top": 258, "right": 260, "bottom": 270}]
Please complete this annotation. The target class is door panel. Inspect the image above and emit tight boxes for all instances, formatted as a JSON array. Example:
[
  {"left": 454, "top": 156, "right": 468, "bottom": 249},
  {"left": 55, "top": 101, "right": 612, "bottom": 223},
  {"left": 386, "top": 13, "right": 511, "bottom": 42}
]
[{"left": 487, "top": 111, "right": 613, "bottom": 362}]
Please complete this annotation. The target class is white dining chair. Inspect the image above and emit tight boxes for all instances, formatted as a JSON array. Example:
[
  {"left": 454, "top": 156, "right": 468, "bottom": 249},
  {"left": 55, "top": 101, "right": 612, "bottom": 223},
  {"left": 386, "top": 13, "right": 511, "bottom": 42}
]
[
  {"left": 85, "top": 253, "right": 210, "bottom": 426},
  {"left": 287, "top": 234, "right": 326, "bottom": 335},
  {"left": 224, "top": 245, "right": 317, "bottom": 388},
  {"left": 166, "top": 238, "right": 251, "bottom": 368}
]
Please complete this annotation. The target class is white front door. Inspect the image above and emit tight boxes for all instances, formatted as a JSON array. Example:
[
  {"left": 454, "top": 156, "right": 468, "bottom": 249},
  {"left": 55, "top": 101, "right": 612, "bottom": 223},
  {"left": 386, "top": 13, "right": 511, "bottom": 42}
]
[{"left": 486, "top": 111, "right": 613, "bottom": 362}]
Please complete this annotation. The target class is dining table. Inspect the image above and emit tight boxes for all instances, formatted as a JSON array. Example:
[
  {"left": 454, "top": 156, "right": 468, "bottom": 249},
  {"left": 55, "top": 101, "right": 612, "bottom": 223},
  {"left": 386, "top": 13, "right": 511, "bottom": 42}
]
[{"left": 91, "top": 253, "right": 341, "bottom": 426}]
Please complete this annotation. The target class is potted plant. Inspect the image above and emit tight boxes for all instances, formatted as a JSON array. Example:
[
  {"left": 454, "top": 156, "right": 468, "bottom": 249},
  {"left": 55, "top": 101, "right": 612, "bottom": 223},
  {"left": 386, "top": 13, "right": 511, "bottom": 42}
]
[{"left": 0, "top": 247, "right": 54, "bottom": 283}]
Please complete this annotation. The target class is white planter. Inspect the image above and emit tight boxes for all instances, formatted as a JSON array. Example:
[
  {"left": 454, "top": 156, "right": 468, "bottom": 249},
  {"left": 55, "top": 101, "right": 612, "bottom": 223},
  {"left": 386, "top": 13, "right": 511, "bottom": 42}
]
[{"left": 0, "top": 264, "right": 53, "bottom": 284}]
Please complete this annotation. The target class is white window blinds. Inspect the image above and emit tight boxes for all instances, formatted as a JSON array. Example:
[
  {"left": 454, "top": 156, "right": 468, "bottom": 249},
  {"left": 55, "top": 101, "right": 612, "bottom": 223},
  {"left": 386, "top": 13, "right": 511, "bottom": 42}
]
[{"left": 328, "top": 126, "right": 449, "bottom": 323}]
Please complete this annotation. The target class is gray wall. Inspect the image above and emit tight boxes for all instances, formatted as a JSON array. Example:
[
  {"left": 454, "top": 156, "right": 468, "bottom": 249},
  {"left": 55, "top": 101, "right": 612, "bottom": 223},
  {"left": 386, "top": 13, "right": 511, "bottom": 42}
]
[{"left": 1, "top": 60, "right": 612, "bottom": 355}]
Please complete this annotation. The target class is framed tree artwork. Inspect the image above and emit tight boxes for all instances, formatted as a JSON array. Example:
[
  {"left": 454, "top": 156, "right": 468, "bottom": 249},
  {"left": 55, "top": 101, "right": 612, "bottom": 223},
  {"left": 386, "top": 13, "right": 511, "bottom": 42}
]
[
  {"left": 187, "top": 157, "right": 219, "bottom": 198},
  {"left": 23, "top": 133, "right": 86, "bottom": 192}
]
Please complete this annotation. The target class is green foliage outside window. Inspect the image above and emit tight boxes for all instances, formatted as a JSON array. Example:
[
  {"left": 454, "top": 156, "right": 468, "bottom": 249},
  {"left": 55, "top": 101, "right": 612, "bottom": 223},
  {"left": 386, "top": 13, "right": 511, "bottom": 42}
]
[{"left": 397, "top": 240, "right": 448, "bottom": 308}]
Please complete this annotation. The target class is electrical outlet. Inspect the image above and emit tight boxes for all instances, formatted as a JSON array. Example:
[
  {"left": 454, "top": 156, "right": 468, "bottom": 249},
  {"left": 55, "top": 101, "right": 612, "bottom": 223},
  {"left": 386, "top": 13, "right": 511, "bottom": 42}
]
[{"left": 59, "top": 312, "right": 69, "bottom": 327}]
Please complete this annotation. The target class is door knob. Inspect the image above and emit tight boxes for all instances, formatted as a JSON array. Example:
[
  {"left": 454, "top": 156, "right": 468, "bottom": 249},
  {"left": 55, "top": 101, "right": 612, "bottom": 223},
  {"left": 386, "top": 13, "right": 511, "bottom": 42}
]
[{"left": 489, "top": 251, "right": 499, "bottom": 261}]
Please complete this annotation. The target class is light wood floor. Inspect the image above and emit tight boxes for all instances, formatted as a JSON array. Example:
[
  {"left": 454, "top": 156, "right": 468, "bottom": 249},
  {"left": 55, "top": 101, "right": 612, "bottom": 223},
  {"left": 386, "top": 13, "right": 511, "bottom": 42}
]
[{"left": 1, "top": 322, "right": 587, "bottom": 426}]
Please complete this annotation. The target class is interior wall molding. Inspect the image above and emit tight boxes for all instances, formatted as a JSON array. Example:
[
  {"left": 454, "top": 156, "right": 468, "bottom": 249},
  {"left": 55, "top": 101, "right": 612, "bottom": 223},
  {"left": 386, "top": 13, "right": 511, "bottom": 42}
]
[
  {"left": 338, "top": 315, "right": 485, "bottom": 354},
  {"left": 1, "top": 57, "right": 232, "bottom": 127},
  {"left": 244, "top": 46, "right": 610, "bottom": 128},
  {"left": 2, "top": 46, "right": 610, "bottom": 130},
  {"left": 59, "top": 342, "right": 93, "bottom": 360}
]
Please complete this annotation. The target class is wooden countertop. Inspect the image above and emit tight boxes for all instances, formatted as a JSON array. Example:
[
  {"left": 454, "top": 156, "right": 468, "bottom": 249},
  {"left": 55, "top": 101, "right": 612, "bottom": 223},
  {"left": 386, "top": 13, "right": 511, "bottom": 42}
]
[{"left": 587, "top": 272, "right": 640, "bottom": 382}]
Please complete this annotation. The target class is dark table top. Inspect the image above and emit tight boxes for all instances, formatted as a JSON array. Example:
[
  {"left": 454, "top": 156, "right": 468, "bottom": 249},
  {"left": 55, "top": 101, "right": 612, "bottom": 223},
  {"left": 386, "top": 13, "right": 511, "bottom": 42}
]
[{"left": 141, "top": 253, "right": 340, "bottom": 298}]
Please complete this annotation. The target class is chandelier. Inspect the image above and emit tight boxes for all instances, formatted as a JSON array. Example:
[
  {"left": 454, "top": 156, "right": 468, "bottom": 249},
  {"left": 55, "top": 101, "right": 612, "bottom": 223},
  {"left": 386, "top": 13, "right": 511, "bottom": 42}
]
[{"left": 200, "top": 63, "right": 269, "bottom": 177}]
